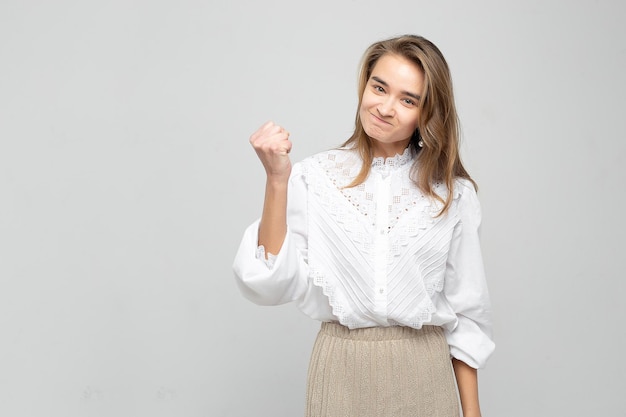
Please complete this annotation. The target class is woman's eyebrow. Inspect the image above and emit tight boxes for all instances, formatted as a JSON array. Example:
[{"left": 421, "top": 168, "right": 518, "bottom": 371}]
[{"left": 371, "top": 76, "right": 421, "bottom": 101}]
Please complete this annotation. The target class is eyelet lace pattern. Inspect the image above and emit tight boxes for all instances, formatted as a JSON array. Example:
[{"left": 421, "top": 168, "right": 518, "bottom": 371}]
[{"left": 299, "top": 147, "right": 462, "bottom": 329}]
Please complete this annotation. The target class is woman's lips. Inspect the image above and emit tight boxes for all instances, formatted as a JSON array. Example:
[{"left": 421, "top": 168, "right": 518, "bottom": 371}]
[{"left": 370, "top": 112, "right": 392, "bottom": 126}]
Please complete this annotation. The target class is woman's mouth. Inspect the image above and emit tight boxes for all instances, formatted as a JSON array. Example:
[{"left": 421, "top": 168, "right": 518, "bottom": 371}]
[{"left": 370, "top": 112, "right": 391, "bottom": 125}]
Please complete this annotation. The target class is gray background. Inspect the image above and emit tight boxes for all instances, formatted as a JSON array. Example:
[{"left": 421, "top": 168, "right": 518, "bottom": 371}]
[{"left": 1, "top": 0, "right": 624, "bottom": 416}]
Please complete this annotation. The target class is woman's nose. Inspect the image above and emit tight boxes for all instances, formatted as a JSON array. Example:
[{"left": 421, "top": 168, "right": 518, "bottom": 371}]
[{"left": 377, "top": 97, "right": 395, "bottom": 116}]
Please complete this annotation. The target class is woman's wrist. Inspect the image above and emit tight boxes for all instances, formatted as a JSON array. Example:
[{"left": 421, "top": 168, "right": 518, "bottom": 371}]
[{"left": 265, "top": 175, "right": 289, "bottom": 189}]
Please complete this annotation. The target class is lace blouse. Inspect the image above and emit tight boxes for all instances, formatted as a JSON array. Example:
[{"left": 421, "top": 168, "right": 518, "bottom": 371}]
[{"left": 232, "top": 147, "right": 495, "bottom": 369}]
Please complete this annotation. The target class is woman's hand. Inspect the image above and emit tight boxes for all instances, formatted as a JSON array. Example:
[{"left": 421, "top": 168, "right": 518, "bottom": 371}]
[{"left": 249, "top": 121, "right": 292, "bottom": 183}]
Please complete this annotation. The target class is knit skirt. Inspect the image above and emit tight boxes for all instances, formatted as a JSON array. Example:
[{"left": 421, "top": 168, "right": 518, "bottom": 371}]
[{"left": 305, "top": 322, "right": 460, "bottom": 417}]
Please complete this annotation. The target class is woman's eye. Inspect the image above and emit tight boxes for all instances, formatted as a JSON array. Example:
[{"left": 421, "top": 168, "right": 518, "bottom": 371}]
[{"left": 374, "top": 85, "right": 385, "bottom": 93}]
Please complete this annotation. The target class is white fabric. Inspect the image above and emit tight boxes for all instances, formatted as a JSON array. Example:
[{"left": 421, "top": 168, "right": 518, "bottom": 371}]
[{"left": 232, "top": 147, "right": 495, "bottom": 369}]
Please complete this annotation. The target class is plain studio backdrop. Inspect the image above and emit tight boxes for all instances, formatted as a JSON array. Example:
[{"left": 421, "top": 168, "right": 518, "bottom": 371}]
[{"left": 1, "top": 0, "right": 624, "bottom": 416}]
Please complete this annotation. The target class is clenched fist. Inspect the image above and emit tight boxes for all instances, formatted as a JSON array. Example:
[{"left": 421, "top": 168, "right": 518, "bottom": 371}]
[{"left": 249, "top": 121, "right": 293, "bottom": 182}]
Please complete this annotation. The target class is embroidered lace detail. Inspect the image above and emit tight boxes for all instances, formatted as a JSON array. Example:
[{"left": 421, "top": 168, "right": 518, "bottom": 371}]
[
  {"left": 307, "top": 149, "right": 373, "bottom": 251},
  {"left": 371, "top": 146, "right": 414, "bottom": 173},
  {"left": 309, "top": 266, "right": 356, "bottom": 328},
  {"left": 314, "top": 147, "right": 435, "bottom": 237},
  {"left": 302, "top": 149, "right": 461, "bottom": 259},
  {"left": 299, "top": 148, "right": 466, "bottom": 329},
  {"left": 255, "top": 245, "right": 276, "bottom": 269}
]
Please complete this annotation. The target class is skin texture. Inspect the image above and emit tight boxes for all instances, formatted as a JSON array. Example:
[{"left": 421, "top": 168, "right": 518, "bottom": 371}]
[
  {"left": 453, "top": 359, "right": 482, "bottom": 417},
  {"left": 250, "top": 52, "right": 482, "bottom": 417},
  {"left": 249, "top": 121, "right": 292, "bottom": 256},
  {"left": 359, "top": 53, "right": 423, "bottom": 157}
]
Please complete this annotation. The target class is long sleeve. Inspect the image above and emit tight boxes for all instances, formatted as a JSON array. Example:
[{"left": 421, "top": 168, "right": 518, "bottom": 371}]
[
  {"left": 232, "top": 148, "right": 496, "bottom": 367},
  {"left": 442, "top": 181, "right": 495, "bottom": 369},
  {"left": 232, "top": 163, "right": 310, "bottom": 306}
]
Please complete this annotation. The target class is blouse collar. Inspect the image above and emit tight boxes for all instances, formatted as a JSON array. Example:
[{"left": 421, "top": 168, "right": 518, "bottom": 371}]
[{"left": 371, "top": 146, "right": 414, "bottom": 173}]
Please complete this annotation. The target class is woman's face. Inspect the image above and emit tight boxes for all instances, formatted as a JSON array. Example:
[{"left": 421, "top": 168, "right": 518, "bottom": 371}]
[{"left": 359, "top": 53, "right": 424, "bottom": 157}]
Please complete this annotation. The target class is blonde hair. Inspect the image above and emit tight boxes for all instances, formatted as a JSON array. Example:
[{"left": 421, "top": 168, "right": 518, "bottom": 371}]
[{"left": 342, "top": 34, "right": 476, "bottom": 215}]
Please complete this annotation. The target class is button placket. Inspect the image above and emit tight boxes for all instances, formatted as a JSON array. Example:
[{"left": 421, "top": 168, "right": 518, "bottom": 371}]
[{"left": 373, "top": 173, "right": 390, "bottom": 316}]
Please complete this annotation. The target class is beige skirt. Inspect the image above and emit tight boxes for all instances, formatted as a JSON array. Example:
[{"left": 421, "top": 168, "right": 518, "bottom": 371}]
[{"left": 305, "top": 322, "right": 460, "bottom": 417}]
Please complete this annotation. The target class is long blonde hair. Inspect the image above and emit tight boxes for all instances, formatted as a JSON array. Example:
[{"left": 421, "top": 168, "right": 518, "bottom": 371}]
[{"left": 342, "top": 34, "right": 476, "bottom": 215}]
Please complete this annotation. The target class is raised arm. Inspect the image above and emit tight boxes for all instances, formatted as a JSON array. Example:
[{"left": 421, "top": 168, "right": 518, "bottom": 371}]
[{"left": 249, "top": 121, "right": 293, "bottom": 256}]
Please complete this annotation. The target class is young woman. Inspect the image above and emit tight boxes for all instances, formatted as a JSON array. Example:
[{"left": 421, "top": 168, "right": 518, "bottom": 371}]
[{"left": 233, "top": 34, "right": 495, "bottom": 417}]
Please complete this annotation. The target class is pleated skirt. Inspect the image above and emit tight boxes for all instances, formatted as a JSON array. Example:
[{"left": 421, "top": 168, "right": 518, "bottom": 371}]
[{"left": 305, "top": 322, "right": 460, "bottom": 417}]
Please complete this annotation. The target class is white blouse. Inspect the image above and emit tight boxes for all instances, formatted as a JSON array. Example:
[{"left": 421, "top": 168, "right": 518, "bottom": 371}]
[{"left": 233, "top": 147, "right": 495, "bottom": 369}]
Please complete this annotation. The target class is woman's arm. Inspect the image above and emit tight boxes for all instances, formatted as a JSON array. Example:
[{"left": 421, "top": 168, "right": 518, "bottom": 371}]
[
  {"left": 258, "top": 178, "right": 288, "bottom": 255},
  {"left": 452, "top": 358, "right": 481, "bottom": 417},
  {"left": 249, "top": 121, "right": 293, "bottom": 255},
  {"left": 443, "top": 180, "right": 495, "bottom": 362},
  {"left": 232, "top": 162, "right": 309, "bottom": 306}
]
